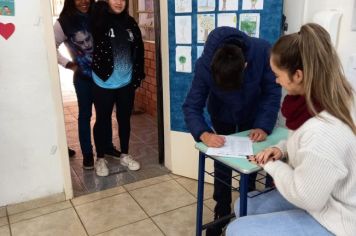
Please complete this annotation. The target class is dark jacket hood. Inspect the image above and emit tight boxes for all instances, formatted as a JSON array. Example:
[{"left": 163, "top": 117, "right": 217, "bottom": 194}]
[{"left": 201, "top": 27, "right": 251, "bottom": 67}]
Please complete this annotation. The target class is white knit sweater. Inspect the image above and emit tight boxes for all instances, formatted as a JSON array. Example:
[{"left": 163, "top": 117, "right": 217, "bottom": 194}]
[{"left": 264, "top": 111, "right": 356, "bottom": 236}]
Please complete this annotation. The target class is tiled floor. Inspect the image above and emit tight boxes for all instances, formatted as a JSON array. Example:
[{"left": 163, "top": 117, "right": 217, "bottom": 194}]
[
  {"left": 0, "top": 174, "right": 239, "bottom": 236},
  {"left": 58, "top": 53, "right": 170, "bottom": 197}
]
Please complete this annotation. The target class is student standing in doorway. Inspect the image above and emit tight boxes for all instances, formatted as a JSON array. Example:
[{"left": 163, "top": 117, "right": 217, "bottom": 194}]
[
  {"left": 54, "top": 0, "right": 121, "bottom": 169},
  {"left": 91, "top": 0, "right": 145, "bottom": 176}
]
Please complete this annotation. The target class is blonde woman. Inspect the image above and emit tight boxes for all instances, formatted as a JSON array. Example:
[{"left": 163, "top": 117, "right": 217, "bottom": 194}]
[{"left": 227, "top": 23, "right": 356, "bottom": 236}]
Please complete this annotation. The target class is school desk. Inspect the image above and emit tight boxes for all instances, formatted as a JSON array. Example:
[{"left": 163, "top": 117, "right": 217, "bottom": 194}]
[{"left": 194, "top": 127, "right": 289, "bottom": 236}]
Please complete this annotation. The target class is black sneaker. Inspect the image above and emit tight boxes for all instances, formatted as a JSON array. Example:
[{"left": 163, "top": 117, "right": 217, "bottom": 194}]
[
  {"left": 68, "top": 148, "right": 76, "bottom": 158},
  {"left": 83, "top": 153, "right": 94, "bottom": 170},
  {"left": 104, "top": 147, "right": 121, "bottom": 160}
]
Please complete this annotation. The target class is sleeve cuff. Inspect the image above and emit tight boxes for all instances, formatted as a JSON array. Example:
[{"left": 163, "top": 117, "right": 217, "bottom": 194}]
[{"left": 264, "top": 160, "right": 285, "bottom": 177}]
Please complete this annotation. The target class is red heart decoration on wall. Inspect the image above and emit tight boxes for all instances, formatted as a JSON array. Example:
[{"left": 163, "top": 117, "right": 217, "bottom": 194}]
[{"left": 0, "top": 23, "right": 15, "bottom": 40}]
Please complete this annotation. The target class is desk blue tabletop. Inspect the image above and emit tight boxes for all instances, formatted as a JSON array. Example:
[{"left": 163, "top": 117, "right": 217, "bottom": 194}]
[{"left": 195, "top": 127, "right": 289, "bottom": 174}]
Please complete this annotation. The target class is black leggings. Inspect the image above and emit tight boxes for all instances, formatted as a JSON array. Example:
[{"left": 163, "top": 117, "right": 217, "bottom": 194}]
[{"left": 93, "top": 83, "right": 135, "bottom": 156}]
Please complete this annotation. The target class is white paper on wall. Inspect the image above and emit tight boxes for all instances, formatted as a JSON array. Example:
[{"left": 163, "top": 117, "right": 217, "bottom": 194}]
[
  {"left": 175, "top": 0, "right": 192, "bottom": 13},
  {"left": 176, "top": 46, "right": 192, "bottom": 73},
  {"left": 242, "top": 0, "right": 264, "bottom": 10},
  {"left": 175, "top": 15, "right": 192, "bottom": 44},
  {"left": 239, "top": 13, "right": 260, "bottom": 37},
  {"left": 197, "top": 14, "right": 215, "bottom": 43},
  {"left": 218, "top": 13, "right": 237, "bottom": 28},
  {"left": 197, "top": 0, "right": 215, "bottom": 12},
  {"left": 219, "top": 0, "right": 238, "bottom": 11}
]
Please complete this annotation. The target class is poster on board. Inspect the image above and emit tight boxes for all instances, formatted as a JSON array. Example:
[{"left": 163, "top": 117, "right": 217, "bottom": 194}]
[{"left": 0, "top": 0, "right": 15, "bottom": 16}]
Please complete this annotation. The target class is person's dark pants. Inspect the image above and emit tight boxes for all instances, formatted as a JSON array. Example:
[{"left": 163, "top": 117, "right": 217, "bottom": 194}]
[
  {"left": 74, "top": 77, "right": 114, "bottom": 162},
  {"left": 206, "top": 119, "right": 257, "bottom": 236},
  {"left": 73, "top": 77, "right": 95, "bottom": 158},
  {"left": 92, "top": 83, "right": 135, "bottom": 157}
]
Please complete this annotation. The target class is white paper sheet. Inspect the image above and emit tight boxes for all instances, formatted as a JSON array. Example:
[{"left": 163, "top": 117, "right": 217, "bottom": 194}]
[
  {"left": 175, "top": 15, "right": 192, "bottom": 44},
  {"left": 206, "top": 136, "right": 253, "bottom": 158},
  {"left": 176, "top": 46, "right": 192, "bottom": 73},
  {"left": 239, "top": 13, "right": 260, "bottom": 38},
  {"left": 242, "top": 0, "right": 264, "bottom": 10},
  {"left": 218, "top": 13, "right": 237, "bottom": 28},
  {"left": 219, "top": 0, "right": 239, "bottom": 11},
  {"left": 197, "top": 14, "right": 215, "bottom": 43},
  {"left": 175, "top": 0, "right": 192, "bottom": 13},
  {"left": 198, "top": 0, "right": 216, "bottom": 12}
]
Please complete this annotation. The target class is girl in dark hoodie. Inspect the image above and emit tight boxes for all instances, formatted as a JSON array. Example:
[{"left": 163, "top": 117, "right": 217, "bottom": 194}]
[{"left": 91, "top": 0, "right": 145, "bottom": 176}]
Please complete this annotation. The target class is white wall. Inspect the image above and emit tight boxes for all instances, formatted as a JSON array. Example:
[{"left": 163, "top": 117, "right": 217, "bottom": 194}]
[
  {"left": 284, "top": 0, "right": 356, "bottom": 83},
  {"left": 0, "top": 1, "right": 71, "bottom": 206}
]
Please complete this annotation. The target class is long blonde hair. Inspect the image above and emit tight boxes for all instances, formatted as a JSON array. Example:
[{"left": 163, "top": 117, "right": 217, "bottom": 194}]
[{"left": 271, "top": 23, "right": 356, "bottom": 134}]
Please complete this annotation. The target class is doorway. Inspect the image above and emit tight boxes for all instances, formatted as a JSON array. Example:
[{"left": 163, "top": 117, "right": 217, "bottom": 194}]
[{"left": 51, "top": 0, "right": 166, "bottom": 197}]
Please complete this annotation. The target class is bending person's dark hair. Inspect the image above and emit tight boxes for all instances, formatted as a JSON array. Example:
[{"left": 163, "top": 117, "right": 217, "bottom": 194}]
[{"left": 211, "top": 44, "right": 245, "bottom": 91}]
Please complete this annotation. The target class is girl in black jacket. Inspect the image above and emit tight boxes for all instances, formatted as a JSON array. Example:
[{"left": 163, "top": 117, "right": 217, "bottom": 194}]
[{"left": 91, "top": 0, "right": 145, "bottom": 176}]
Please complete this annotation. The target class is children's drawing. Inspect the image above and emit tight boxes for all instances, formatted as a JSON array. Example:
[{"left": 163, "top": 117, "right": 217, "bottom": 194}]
[
  {"left": 218, "top": 13, "right": 237, "bottom": 28},
  {"left": 175, "top": 15, "right": 192, "bottom": 44},
  {"left": 197, "top": 14, "right": 215, "bottom": 43},
  {"left": 175, "top": 0, "right": 192, "bottom": 13},
  {"left": 239, "top": 13, "right": 260, "bottom": 37},
  {"left": 242, "top": 0, "right": 264, "bottom": 10},
  {"left": 219, "top": 0, "right": 238, "bottom": 11},
  {"left": 0, "top": 0, "right": 15, "bottom": 16},
  {"left": 197, "top": 0, "right": 215, "bottom": 12},
  {"left": 176, "top": 46, "right": 192, "bottom": 73}
]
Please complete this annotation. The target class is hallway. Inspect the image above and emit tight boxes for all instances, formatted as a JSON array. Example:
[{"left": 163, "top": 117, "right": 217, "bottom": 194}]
[
  {"left": 58, "top": 57, "right": 170, "bottom": 197},
  {"left": 0, "top": 174, "right": 221, "bottom": 235}
]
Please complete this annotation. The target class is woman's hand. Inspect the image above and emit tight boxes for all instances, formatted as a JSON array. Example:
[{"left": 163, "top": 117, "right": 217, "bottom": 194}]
[
  {"left": 200, "top": 132, "right": 226, "bottom": 147},
  {"left": 248, "top": 147, "right": 283, "bottom": 166},
  {"left": 249, "top": 128, "right": 267, "bottom": 142}
]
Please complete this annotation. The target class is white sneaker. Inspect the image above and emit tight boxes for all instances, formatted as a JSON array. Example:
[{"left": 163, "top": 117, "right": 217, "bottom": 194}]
[
  {"left": 120, "top": 154, "right": 140, "bottom": 171},
  {"left": 95, "top": 158, "right": 109, "bottom": 176}
]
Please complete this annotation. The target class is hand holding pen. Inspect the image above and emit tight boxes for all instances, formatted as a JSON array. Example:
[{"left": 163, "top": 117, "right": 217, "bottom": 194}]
[
  {"left": 248, "top": 147, "right": 283, "bottom": 166},
  {"left": 200, "top": 131, "right": 226, "bottom": 147}
]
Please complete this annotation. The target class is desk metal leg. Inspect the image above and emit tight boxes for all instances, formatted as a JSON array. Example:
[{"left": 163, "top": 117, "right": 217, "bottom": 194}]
[
  {"left": 239, "top": 173, "right": 249, "bottom": 217},
  {"left": 196, "top": 152, "right": 206, "bottom": 236}
]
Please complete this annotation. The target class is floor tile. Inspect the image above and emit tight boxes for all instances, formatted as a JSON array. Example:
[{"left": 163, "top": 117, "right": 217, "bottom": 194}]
[
  {"left": 0, "top": 207, "right": 5, "bottom": 217},
  {"left": 75, "top": 193, "right": 147, "bottom": 235},
  {"left": 9, "top": 201, "right": 71, "bottom": 224},
  {"left": 80, "top": 168, "right": 135, "bottom": 194},
  {"left": 0, "top": 217, "right": 8, "bottom": 227},
  {"left": 152, "top": 204, "right": 214, "bottom": 236},
  {"left": 123, "top": 175, "right": 172, "bottom": 191},
  {"left": 97, "top": 219, "right": 164, "bottom": 236},
  {"left": 128, "top": 165, "right": 171, "bottom": 183},
  {"left": 0, "top": 225, "right": 10, "bottom": 236},
  {"left": 7, "top": 193, "right": 65, "bottom": 215},
  {"left": 130, "top": 180, "right": 196, "bottom": 216},
  {"left": 175, "top": 176, "right": 214, "bottom": 200},
  {"left": 10, "top": 208, "right": 86, "bottom": 236},
  {"left": 71, "top": 186, "right": 126, "bottom": 206}
]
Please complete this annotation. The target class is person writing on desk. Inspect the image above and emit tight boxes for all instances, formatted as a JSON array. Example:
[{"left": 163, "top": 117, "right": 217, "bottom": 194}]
[
  {"left": 182, "top": 26, "right": 282, "bottom": 235},
  {"left": 227, "top": 23, "right": 356, "bottom": 236}
]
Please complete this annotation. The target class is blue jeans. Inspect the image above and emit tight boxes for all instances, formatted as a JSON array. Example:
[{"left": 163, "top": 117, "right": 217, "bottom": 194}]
[
  {"left": 73, "top": 77, "right": 94, "bottom": 156},
  {"left": 226, "top": 190, "right": 333, "bottom": 236}
]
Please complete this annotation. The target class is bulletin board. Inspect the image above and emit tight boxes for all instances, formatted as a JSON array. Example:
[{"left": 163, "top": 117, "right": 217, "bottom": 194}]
[{"left": 168, "top": 0, "right": 284, "bottom": 132}]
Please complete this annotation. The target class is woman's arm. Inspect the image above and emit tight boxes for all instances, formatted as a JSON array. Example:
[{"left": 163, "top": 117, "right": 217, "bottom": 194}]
[{"left": 53, "top": 21, "right": 71, "bottom": 68}]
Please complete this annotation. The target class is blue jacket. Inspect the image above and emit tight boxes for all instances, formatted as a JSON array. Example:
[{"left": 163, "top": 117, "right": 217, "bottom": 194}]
[{"left": 182, "top": 27, "right": 281, "bottom": 141}]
